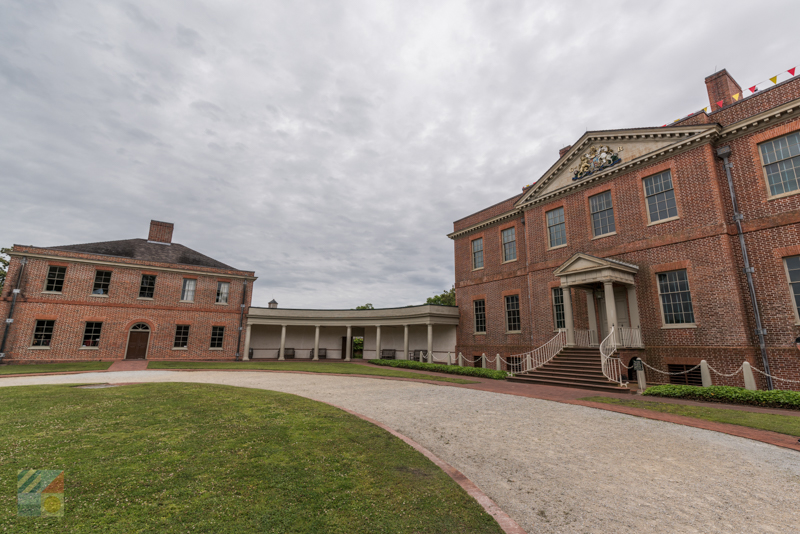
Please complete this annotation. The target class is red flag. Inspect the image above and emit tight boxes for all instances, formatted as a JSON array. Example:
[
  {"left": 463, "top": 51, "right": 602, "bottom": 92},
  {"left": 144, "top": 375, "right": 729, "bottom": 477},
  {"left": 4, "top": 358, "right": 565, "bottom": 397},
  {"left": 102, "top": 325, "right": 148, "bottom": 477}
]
[
  {"left": 789, "top": 68, "right": 796, "bottom": 76},
  {"left": 749, "top": 85, "right": 758, "bottom": 93},
  {"left": 716, "top": 100, "right": 724, "bottom": 109}
]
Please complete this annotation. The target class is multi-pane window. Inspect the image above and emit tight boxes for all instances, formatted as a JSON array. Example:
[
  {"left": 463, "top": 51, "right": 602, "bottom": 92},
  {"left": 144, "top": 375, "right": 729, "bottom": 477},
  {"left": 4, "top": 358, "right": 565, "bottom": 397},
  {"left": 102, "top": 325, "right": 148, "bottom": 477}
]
[
  {"left": 216, "top": 282, "right": 230, "bottom": 304},
  {"left": 45, "top": 266, "right": 66, "bottom": 292},
  {"left": 472, "top": 238, "right": 484, "bottom": 269},
  {"left": 474, "top": 299, "right": 486, "bottom": 333},
  {"left": 181, "top": 279, "right": 196, "bottom": 302},
  {"left": 643, "top": 171, "right": 678, "bottom": 223},
  {"left": 174, "top": 325, "right": 190, "bottom": 348},
  {"left": 546, "top": 207, "right": 566, "bottom": 247},
  {"left": 501, "top": 227, "right": 517, "bottom": 262},
  {"left": 552, "top": 288, "right": 565, "bottom": 329},
  {"left": 92, "top": 271, "right": 112, "bottom": 295},
  {"left": 139, "top": 275, "right": 156, "bottom": 298},
  {"left": 31, "top": 320, "right": 55, "bottom": 347},
  {"left": 83, "top": 322, "right": 102, "bottom": 347},
  {"left": 505, "top": 295, "right": 521, "bottom": 332},
  {"left": 657, "top": 269, "right": 695, "bottom": 325},
  {"left": 589, "top": 191, "right": 616, "bottom": 236},
  {"left": 760, "top": 132, "right": 800, "bottom": 197},
  {"left": 784, "top": 256, "right": 800, "bottom": 320},
  {"left": 211, "top": 326, "right": 225, "bottom": 348}
]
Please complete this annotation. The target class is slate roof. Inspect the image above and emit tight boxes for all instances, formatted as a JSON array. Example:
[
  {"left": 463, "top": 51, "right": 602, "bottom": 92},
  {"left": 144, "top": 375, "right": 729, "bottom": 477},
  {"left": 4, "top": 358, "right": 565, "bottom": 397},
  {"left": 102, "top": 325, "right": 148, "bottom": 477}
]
[{"left": 45, "top": 239, "right": 239, "bottom": 271}]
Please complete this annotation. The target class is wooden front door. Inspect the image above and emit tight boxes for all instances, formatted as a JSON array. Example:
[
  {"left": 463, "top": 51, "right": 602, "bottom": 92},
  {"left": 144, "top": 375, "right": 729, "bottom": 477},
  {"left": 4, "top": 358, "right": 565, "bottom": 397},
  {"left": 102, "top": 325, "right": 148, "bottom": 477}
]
[{"left": 126, "top": 332, "right": 149, "bottom": 359}]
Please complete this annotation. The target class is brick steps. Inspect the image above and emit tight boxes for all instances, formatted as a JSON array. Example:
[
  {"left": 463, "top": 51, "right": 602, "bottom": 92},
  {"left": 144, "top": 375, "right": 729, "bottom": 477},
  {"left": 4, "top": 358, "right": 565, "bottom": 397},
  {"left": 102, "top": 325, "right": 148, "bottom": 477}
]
[{"left": 508, "top": 347, "right": 632, "bottom": 393}]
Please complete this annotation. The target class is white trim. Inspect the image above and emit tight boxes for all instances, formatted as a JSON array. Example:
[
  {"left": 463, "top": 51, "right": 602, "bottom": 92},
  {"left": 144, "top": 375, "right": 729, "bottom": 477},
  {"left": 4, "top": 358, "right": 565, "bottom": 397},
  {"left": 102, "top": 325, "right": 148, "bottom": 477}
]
[
  {"left": 661, "top": 324, "right": 697, "bottom": 329},
  {"left": 27, "top": 346, "right": 51, "bottom": 350}
]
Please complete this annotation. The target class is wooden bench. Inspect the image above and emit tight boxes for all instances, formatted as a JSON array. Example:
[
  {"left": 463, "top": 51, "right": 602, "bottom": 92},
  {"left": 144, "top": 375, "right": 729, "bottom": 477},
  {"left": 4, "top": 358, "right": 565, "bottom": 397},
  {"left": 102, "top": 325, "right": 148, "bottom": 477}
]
[
  {"left": 380, "top": 349, "right": 396, "bottom": 360},
  {"left": 283, "top": 348, "right": 295, "bottom": 359},
  {"left": 310, "top": 348, "right": 327, "bottom": 359}
]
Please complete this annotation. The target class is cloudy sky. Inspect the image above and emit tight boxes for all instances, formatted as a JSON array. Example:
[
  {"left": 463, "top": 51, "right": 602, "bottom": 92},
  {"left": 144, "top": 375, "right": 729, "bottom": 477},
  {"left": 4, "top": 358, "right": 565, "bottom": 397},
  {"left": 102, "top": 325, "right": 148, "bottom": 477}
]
[{"left": 2, "top": 1, "right": 799, "bottom": 308}]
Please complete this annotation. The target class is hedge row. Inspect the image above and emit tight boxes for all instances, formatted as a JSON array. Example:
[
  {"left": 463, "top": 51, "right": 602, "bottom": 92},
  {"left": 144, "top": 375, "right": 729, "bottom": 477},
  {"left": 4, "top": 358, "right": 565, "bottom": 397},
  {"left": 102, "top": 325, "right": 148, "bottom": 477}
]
[
  {"left": 369, "top": 359, "right": 507, "bottom": 380},
  {"left": 643, "top": 384, "right": 800, "bottom": 410}
]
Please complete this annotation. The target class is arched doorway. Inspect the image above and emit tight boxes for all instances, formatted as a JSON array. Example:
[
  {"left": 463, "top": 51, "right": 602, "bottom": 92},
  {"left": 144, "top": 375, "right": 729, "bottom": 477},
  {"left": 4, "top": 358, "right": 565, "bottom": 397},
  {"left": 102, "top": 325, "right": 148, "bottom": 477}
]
[{"left": 125, "top": 323, "right": 150, "bottom": 360}]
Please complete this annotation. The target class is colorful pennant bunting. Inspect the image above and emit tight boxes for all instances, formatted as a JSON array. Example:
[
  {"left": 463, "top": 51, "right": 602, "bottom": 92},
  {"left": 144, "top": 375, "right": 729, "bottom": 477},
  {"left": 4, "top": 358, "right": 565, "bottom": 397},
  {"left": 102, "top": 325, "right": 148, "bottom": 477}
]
[
  {"left": 789, "top": 68, "right": 796, "bottom": 76},
  {"left": 770, "top": 75, "right": 778, "bottom": 84},
  {"left": 732, "top": 93, "right": 740, "bottom": 101}
]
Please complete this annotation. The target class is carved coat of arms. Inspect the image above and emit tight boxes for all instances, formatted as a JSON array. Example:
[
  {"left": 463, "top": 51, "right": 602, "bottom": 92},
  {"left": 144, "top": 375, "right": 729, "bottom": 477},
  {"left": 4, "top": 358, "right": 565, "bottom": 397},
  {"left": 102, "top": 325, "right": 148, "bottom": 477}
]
[{"left": 570, "top": 145, "right": 623, "bottom": 180}]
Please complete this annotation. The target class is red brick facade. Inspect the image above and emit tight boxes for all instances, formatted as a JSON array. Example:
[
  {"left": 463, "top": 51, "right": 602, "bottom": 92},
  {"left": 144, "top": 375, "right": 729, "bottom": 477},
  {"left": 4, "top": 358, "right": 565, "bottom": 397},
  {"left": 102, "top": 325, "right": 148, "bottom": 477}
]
[
  {"left": 451, "top": 71, "right": 800, "bottom": 389},
  {"left": 0, "top": 223, "right": 256, "bottom": 363}
]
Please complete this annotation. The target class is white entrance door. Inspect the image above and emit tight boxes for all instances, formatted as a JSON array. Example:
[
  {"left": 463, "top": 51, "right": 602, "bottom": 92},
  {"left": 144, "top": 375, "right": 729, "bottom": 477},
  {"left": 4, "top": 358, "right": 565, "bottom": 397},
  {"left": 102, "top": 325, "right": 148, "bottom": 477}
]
[{"left": 614, "top": 287, "right": 630, "bottom": 328}]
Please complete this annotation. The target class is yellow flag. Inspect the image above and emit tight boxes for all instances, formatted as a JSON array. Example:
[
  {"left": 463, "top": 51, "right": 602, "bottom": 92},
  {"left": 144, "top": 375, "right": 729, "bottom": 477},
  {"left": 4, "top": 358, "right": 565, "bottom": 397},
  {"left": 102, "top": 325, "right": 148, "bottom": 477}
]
[
  {"left": 732, "top": 93, "right": 740, "bottom": 101},
  {"left": 770, "top": 76, "right": 778, "bottom": 84}
]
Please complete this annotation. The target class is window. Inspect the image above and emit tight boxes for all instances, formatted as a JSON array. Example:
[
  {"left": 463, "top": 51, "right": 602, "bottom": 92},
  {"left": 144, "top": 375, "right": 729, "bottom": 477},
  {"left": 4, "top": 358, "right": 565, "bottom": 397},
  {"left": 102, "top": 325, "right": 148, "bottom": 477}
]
[
  {"left": 139, "top": 275, "right": 156, "bottom": 298},
  {"left": 546, "top": 207, "right": 566, "bottom": 247},
  {"left": 216, "top": 282, "right": 230, "bottom": 304},
  {"left": 501, "top": 227, "right": 517, "bottom": 262},
  {"left": 45, "top": 266, "right": 66, "bottom": 292},
  {"left": 32, "top": 320, "right": 55, "bottom": 347},
  {"left": 784, "top": 256, "right": 800, "bottom": 320},
  {"left": 760, "top": 132, "right": 800, "bottom": 197},
  {"left": 174, "top": 325, "right": 190, "bottom": 348},
  {"left": 92, "top": 271, "right": 112, "bottom": 295},
  {"left": 474, "top": 299, "right": 486, "bottom": 333},
  {"left": 507, "top": 356, "right": 523, "bottom": 373},
  {"left": 472, "top": 238, "right": 484, "bottom": 269},
  {"left": 83, "top": 322, "right": 102, "bottom": 347},
  {"left": 211, "top": 326, "right": 225, "bottom": 348},
  {"left": 181, "top": 279, "right": 196, "bottom": 302},
  {"left": 657, "top": 269, "right": 695, "bottom": 325},
  {"left": 667, "top": 364, "right": 702, "bottom": 386},
  {"left": 643, "top": 171, "right": 678, "bottom": 223},
  {"left": 589, "top": 191, "right": 615, "bottom": 236},
  {"left": 505, "top": 295, "right": 521, "bottom": 332},
  {"left": 552, "top": 288, "right": 565, "bottom": 329}
]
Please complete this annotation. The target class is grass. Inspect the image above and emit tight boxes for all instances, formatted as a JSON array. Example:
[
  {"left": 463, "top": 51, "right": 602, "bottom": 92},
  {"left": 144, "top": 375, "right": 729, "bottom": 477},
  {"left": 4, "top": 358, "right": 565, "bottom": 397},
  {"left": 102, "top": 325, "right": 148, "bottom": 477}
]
[
  {"left": 581, "top": 396, "right": 800, "bottom": 437},
  {"left": 0, "top": 361, "right": 112, "bottom": 375},
  {"left": 0, "top": 383, "right": 504, "bottom": 533},
  {"left": 368, "top": 359, "right": 508, "bottom": 380},
  {"left": 147, "top": 361, "right": 478, "bottom": 384}
]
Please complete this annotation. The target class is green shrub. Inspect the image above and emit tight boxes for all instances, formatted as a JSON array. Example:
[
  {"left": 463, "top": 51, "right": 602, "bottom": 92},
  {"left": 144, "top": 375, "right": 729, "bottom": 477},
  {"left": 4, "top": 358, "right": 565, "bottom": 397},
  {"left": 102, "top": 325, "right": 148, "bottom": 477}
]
[
  {"left": 369, "top": 359, "right": 507, "bottom": 380},
  {"left": 643, "top": 384, "right": 800, "bottom": 410}
]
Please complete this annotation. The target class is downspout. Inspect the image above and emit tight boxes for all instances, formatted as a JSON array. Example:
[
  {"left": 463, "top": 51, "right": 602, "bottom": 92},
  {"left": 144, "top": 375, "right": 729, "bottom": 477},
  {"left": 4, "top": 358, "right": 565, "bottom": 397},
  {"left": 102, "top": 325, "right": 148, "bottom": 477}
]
[
  {"left": 716, "top": 146, "right": 773, "bottom": 390},
  {"left": 235, "top": 279, "right": 248, "bottom": 361},
  {"left": 0, "top": 256, "right": 27, "bottom": 362}
]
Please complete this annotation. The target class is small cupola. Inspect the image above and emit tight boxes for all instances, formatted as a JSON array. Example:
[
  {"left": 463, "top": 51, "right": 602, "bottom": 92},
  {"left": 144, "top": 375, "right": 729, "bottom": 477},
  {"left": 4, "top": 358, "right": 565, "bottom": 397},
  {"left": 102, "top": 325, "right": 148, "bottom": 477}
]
[{"left": 268, "top": 299, "right": 278, "bottom": 309}]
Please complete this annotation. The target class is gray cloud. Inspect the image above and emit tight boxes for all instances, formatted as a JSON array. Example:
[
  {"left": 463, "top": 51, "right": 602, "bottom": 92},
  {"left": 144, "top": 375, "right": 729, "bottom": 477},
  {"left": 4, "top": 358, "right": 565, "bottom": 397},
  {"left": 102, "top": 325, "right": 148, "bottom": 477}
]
[{"left": 1, "top": 0, "right": 799, "bottom": 308}]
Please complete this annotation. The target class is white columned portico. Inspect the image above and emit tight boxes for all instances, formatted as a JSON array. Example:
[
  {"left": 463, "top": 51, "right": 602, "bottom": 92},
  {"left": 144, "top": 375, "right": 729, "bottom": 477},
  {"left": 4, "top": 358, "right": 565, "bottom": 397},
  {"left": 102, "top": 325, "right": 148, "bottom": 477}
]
[
  {"left": 345, "top": 325, "right": 352, "bottom": 361},
  {"left": 427, "top": 323, "right": 433, "bottom": 361},
  {"left": 313, "top": 325, "right": 320, "bottom": 360},
  {"left": 626, "top": 285, "right": 640, "bottom": 329},
  {"left": 603, "top": 281, "right": 618, "bottom": 335},
  {"left": 375, "top": 325, "right": 381, "bottom": 359},
  {"left": 279, "top": 324, "right": 287, "bottom": 360},
  {"left": 585, "top": 291, "right": 598, "bottom": 344},
  {"left": 242, "top": 324, "right": 252, "bottom": 360},
  {"left": 562, "top": 286, "right": 576, "bottom": 346},
  {"left": 403, "top": 324, "right": 409, "bottom": 360}
]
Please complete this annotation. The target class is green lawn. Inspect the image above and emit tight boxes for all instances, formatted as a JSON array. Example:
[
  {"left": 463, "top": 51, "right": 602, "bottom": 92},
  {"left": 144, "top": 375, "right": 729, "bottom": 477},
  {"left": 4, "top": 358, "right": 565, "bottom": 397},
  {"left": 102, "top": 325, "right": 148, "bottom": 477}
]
[
  {"left": 0, "top": 361, "right": 112, "bottom": 375},
  {"left": 0, "top": 383, "right": 503, "bottom": 533},
  {"left": 148, "top": 361, "right": 478, "bottom": 384},
  {"left": 582, "top": 396, "right": 800, "bottom": 437}
]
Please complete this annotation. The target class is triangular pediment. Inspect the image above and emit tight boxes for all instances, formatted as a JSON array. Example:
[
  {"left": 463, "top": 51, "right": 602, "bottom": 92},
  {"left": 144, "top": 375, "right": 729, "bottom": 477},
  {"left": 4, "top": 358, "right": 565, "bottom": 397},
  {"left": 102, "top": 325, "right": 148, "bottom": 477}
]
[
  {"left": 553, "top": 253, "right": 638, "bottom": 277},
  {"left": 516, "top": 125, "right": 719, "bottom": 207}
]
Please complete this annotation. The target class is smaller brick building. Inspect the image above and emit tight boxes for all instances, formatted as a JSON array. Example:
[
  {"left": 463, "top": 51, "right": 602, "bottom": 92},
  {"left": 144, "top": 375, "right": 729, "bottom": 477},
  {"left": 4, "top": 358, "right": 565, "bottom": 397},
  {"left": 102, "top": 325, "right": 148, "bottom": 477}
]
[{"left": 0, "top": 221, "right": 256, "bottom": 363}]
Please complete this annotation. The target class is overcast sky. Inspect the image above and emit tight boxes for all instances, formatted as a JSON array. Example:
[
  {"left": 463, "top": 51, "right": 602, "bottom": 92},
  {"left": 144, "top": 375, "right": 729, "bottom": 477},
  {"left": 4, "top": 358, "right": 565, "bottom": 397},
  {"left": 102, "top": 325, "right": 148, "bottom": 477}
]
[{"left": 2, "top": 1, "right": 799, "bottom": 309}]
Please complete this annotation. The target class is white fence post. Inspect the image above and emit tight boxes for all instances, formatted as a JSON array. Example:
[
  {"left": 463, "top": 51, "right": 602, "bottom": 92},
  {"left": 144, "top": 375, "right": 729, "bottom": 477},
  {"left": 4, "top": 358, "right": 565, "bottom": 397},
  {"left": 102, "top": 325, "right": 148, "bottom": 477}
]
[
  {"left": 446, "top": 351, "right": 451, "bottom": 365},
  {"left": 635, "top": 358, "right": 647, "bottom": 392},
  {"left": 481, "top": 353, "right": 486, "bottom": 368},
  {"left": 458, "top": 352, "right": 463, "bottom": 366},
  {"left": 700, "top": 360, "right": 712, "bottom": 387},
  {"left": 742, "top": 361, "right": 757, "bottom": 391},
  {"left": 496, "top": 354, "right": 501, "bottom": 371}
]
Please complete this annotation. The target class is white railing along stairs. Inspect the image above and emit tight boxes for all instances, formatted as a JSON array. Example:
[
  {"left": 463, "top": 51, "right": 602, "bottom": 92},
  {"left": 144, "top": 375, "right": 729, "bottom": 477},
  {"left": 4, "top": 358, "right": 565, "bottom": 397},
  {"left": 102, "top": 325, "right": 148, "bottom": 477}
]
[
  {"left": 509, "top": 330, "right": 566, "bottom": 374},
  {"left": 600, "top": 326, "right": 628, "bottom": 387}
]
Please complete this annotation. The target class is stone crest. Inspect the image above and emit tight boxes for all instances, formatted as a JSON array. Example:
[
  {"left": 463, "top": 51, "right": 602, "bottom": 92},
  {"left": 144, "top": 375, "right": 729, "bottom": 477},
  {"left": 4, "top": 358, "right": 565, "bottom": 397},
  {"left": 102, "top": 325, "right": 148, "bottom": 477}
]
[{"left": 570, "top": 145, "right": 624, "bottom": 180}]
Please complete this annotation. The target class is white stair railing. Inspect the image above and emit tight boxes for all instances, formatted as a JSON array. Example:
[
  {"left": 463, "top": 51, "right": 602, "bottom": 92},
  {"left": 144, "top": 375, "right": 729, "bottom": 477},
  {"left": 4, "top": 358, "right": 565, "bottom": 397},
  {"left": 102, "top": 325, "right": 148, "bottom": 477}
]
[
  {"left": 573, "top": 329, "right": 600, "bottom": 347},
  {"left": 509, "top": 330, "right": 566, "bottom": 374},
  {"left": 617, "top": 326, "right": 643, "bottom": 348},
  {"left": 600, "top": 326, "right": 627, "bottom": 387}
]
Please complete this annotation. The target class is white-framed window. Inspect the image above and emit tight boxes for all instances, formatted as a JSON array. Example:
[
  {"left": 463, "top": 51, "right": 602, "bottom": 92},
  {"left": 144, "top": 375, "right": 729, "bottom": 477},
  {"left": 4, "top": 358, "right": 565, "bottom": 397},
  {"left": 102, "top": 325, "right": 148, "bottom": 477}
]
[
  {"left": 546, "top": 207, "right": 566, "bottom": 247},
  {"left": 589, "top": 191, "right": 615, "bottom": 236},
  {"left": 216, "top": 282, "right": 230, "bottom": 304},
  {"left": 784, "top": 255, "right": 800, "bottom": 321},
  {"left": 474, "top": 299, "right": 486, "bottom": 333},
  {"left": 92, "top": 271, "right": 112, "bottom": 295},
  {"left": 174, "top": 325, "right": 190, "bottom": 348},
  {"left": 643, "top": 171, "right": 678, "bottom": 223},
  {"left": 501, "top": 227, "right": 517, "bottom": 262},
  {"left": 472, "top": 238, "right": 484, "bottom": 269},
  {"left": 83, "top": 322, "right": 102, "bottom": 347},
  {"left": 139, "top": 275, "right": 156, "bottom": 298},
  {"left": 45, "top": 266, "right": 66, "bottom": 292},
  {"left": 505, "top": 295, "right": 521, "bottom": 332},
  {"left": 181, "top": 279, "right": 196, "bottom": 302},
  {"left": 211, "top": 326, "right": 225, "bottom": 348},
  {"left": 552, "top": 288, "right": 565, "bottom": 329},
  {"left": 657, "top": 269, "right": 695, "bottom": 325},
  {"left": 760, "top": 132, "right": 800, "bottom": 197},
  {"left": 31, "top": 320, "right": 55, "bottom": 347}
]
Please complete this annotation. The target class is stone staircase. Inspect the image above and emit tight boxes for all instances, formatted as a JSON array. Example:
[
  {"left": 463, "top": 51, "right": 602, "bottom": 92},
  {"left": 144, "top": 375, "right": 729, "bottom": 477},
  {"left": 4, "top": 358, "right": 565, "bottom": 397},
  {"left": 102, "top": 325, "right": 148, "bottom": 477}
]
[{"left": 507, "top": 347, "right": 633, "bottom": 393}]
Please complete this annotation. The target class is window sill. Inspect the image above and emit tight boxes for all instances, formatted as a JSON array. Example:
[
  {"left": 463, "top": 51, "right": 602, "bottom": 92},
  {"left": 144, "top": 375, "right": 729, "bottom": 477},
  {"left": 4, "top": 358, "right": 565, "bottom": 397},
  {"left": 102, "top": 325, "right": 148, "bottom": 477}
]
[
  {"left": 506, "top": 330, "right": 522, "bottom": 334},
  {"left": 501, "top": 258, "right": 518, "bottom": 265},
  {"left": 661, "top": 323, "right": 697, "bottom": 330},
  {"left": 28, "top": 346, "right": 51, "bottom": 350},
  {"left": 171, "top": 347, "right": 188, "bottom": 351},
  {"left": 89, "top": 294, "right": 109, "bottom": 298},
  {"left": 768, "top": 189, "right": 800, "bottom": 201},
  {"left": 647, "top": 215, "right": 680, "bottom": 227},
  {"left": 215, "top": 302, "right": 229, "bottom": 306},
  {"left": 79, "top": 346, "right": 99, "bottom": 350},
  {"left": 41, "top": 291, "right": 62, "bottom": 295},
  {"left": 473, "top": 332, "right": 486, "bottom": 336},
  {"left": 591, "top": 231, "right": 617, "bottom": 241},
  {"left": 547, "top": 244, "right": 567, "bottom": 251},
  {"left": 137, "top": 297, "right": 154, "bottom": 301},
  {"left": 209, "top": 347, "right": 223, "bottom": 351},
  {"left": 472, "top": 267, "right": 484, "bottom": 272},
  {"left": 178, "top": 300, "right": 195, "bottom": 304}
]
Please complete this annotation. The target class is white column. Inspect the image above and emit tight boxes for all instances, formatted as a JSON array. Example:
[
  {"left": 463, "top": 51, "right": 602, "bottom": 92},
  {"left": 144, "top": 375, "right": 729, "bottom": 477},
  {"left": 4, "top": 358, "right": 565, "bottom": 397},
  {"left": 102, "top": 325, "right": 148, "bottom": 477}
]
[
  {"left": 242, "top": 324, "right": 252, "bottom": 360},
  {"left": 427, "top": 324, "right": 433, "bottom": 362},
  {"left": 375, "top": 325, "right": 381, "bottom": 360},
  {"left": 403, "top": 324, "right": 409, "bottom": 360},
  {"left": 345, "top": 325, "right": 352, "bottom": 361},
  {"left": 313, "top": 325, "right": 320, "bottom": 360},
  {"left": 603, "top": 281, "right": 618, "bottom": 338},
  {"left": 279, "top": 324, "right": 286, "bottom": 360},
  {"left": 626, "top": 285, "right": 640, "bottom": 329},
  {"left": 586, "top": 291, "right": 598, "bottom": 344},
  {"left": 562, "top": 286, "right": 575, "bottom": 346}
]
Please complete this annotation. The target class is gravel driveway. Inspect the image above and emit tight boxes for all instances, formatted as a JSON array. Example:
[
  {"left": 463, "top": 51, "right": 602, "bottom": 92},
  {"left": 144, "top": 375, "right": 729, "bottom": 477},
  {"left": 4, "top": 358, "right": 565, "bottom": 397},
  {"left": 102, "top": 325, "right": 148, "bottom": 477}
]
[{"left": 2, "top": 370, "right": 799, "bottom": 533}]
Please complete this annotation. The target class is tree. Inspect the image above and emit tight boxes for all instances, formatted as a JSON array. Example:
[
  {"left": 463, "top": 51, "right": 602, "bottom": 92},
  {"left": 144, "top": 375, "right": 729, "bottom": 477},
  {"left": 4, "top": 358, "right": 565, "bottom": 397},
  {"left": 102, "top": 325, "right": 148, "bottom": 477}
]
[
  {"left": 355, "top": 303, "right": 374, "bottom": 310},
  {"left": 426, "top": 285, "right": 456, "bottom": 307},
  {"left": 0, "top": 248, "right": 10, "bottom": 295}
]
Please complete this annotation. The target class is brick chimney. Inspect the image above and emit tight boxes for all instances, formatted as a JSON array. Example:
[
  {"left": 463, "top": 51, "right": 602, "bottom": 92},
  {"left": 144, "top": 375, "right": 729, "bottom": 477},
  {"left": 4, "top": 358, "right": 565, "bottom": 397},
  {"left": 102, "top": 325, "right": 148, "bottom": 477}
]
[
  {"left": 559, "top": 145, "right": 573, "bottom": 158},
  {"left": 705, "top": 69, "right": 743, "bottom": 111},
  {"left": 148, "top": 220, "right": 174, "bottom": 244}
]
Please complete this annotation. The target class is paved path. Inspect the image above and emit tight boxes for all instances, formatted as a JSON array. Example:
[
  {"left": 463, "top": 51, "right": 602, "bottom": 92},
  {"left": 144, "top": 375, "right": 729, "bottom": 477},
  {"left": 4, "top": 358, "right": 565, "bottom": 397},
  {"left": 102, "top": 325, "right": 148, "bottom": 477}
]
[{"left": 2, "top": 371, "right": 799, "bottom": 533}]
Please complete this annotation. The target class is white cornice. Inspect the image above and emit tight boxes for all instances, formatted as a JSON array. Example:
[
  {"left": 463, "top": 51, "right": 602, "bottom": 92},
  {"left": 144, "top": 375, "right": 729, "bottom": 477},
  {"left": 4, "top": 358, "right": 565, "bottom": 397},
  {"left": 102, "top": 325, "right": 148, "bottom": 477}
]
[
  {"left": 447, "top": 208, "right": 522, "bottom": 240},
  {"left": 718, "top": 98, "right": 800, "bottom": 142}
]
